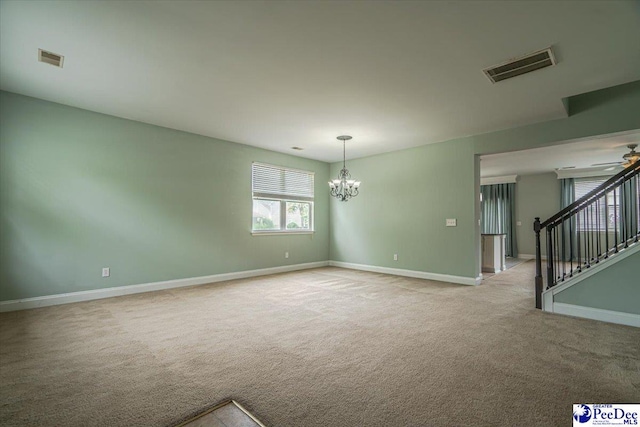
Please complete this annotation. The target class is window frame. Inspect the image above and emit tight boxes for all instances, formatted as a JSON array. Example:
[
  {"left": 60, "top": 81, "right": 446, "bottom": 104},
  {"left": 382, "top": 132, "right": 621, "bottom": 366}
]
[{"left": 251, "top": 162, "right": 315, "bottom": 235}]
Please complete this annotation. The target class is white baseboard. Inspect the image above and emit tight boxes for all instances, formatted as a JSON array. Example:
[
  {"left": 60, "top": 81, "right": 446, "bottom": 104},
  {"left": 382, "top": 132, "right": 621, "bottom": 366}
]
[
  {"left": 551, "top": 303, "right": 640, "bottom": 328},
  {"left": 0, "top": 261, "right": 329, "bottom": 313},
  {"left": 518, "top": 253, "right": 547, "bottom": 260},
  {"left": 542, "top": 289, "right": 553, "bottom": 312},
  {"left": 329, "top": 260, "right": 479, "bottom": 286}
]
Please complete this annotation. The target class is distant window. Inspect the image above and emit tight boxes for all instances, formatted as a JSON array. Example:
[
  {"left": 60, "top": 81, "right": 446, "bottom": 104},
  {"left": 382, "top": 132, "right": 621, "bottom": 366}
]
[
  {"left": 251, "top": 163, "right": 314, "bottom": 233},
  {"left": 574, "top": 178, "right": 620, "bottom": 232}
]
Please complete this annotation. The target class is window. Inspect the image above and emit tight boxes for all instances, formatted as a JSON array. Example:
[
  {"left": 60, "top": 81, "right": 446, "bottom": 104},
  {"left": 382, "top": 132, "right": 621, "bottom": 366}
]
[
  {"left": 251, "top": 162, "right": 314, "bottom": 233},
  {"left": 574, "top": 178, "right": 620, "bottom": 231}
]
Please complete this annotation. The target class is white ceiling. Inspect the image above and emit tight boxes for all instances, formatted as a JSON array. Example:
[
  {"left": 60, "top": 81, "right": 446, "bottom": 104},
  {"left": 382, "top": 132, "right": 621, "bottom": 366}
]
[
  {"left": 480, "top": 131, "right": 640, "bottom": 177},
  {"left": 1, "top": 1, "right": 639, "bottom": 163}
]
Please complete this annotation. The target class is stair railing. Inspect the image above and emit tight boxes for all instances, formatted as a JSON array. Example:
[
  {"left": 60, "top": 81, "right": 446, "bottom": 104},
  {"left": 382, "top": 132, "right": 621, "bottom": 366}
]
[{"left": 534, "top": 160, "right": 640, "bottom": 309}]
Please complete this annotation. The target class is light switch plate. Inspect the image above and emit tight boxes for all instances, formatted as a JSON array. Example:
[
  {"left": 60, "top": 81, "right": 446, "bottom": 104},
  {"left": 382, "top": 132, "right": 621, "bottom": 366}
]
[
  {"left": 517, "top": 221, "right": 522, "bottom": 226},
  {"left": 446, "top": 218, "right": 457, "bottom": 227}
]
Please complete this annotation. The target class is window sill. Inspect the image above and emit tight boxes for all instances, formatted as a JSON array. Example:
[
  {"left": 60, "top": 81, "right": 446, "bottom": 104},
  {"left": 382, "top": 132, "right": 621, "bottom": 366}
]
[{"left": 251, "top": 231, "right": 315, "bottom": 236}]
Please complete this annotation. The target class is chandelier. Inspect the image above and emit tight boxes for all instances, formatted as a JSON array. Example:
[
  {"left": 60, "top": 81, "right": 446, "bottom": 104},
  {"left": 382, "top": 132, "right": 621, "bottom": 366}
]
[{"left": 329, "top": 135, "right": 361, "bottom": 202}]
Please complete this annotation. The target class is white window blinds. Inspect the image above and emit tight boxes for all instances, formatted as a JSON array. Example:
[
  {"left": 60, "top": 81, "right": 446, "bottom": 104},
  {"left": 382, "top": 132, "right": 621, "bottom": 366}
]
[
  {"left": 575, "top": 178, "right": 607, "bottom": 201},
  {"left": 252, "top": 162, "right": 314, "bottom": 201},
  {"left": 574, "top": 178, "right": 619, "bottom": 231}
]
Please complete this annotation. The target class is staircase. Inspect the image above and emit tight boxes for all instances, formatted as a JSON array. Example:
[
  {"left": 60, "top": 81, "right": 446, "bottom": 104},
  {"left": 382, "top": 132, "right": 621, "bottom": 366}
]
[{"left": 533, "top": 159, "right": 640, "bottom": 326}]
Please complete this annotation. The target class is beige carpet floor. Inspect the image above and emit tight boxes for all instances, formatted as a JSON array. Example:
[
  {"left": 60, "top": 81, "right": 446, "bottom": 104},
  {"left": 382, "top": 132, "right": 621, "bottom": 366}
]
[{"left": 1, "top": 262, "right": 639, "bottom": 426}]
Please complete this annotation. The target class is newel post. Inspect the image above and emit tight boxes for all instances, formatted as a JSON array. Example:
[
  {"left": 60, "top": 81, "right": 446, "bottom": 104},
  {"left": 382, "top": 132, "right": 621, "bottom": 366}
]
[{"left": 534, "top": 217, "right": 543, "bottom": 309}]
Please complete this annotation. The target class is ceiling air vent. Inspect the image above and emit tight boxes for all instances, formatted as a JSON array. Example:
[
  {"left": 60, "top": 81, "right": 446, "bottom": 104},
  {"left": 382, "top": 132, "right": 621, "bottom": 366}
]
[
  {"left": 38, "top": 49, "right": 64, "bottom": 68},
  {"left": 483, "top": 47, "right": 555, "bottom": 83}
]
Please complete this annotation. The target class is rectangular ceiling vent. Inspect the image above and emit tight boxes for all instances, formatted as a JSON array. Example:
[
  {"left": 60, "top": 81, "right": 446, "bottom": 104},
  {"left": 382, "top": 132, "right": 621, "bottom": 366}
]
[
  {"left": 483, "top": 47, "right": 555, "bottom": 83},
  {"left": 38, "top": 49, "right": 64, "bottom": 68}
]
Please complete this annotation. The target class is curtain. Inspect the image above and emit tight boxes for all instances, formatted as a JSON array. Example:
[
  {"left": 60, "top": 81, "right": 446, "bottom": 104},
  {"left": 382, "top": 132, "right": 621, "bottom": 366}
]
[
  {"left": 560, "top": 178, "right": 574, "bottom": 208},
  {"left": 620, "top": 178, "right": 639, "bottom": 241},
  {"left": 480, "top": 183, "right": 517, "bottom": 257},
  {"left": 560, "top": 178, "right": 576, "bottom": 261}
]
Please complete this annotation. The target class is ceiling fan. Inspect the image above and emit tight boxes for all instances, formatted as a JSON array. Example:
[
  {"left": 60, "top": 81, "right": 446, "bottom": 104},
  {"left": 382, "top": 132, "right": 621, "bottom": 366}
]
[{"left": 591, "top": 144, "right": 639, "bottom": 168}]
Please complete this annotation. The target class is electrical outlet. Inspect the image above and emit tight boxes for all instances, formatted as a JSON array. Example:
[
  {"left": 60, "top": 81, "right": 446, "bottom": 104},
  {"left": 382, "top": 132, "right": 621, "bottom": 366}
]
[
  {"left": 393, "top": 254, "right": 398, "bottom": 261},
  {"left": 102, "top": 267, "right": 110, "bottom": 278},
  {"left": 285, "top": 252, "right": 289, "bottom": 259},
  {"left": 446, "top": 218, "right": 457, "bottom": 227}
]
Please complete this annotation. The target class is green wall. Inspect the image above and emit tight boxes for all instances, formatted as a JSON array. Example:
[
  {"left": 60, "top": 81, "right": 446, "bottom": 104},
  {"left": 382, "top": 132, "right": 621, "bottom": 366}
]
[
  {"left": 330, "top": 139, "right": 477, "bottom": 277},
  {"left": 330, "top": 80, "right": 640, "bottom": 279},
  {"left": 555, "top": 250, "right": 640, "bottom": 314},
  {"left": 0, "top": 91, "right": 330, "bottom": 301},
  {"left": 2, "top": 80, "right": 640, "bottom": 301},
  {"left": 515, "top": 173, "right": 560, "bottom": 257}
]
